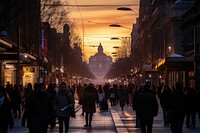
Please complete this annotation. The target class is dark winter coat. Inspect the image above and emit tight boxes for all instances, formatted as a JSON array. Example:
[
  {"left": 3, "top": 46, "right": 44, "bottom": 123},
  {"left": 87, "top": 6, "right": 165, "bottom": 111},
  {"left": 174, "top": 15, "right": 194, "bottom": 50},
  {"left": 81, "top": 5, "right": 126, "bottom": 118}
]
[
  {"left": 136, "top": 89, "right": 158, "bottom": 123},
  {"left": 53, "top": 87, "right": 75, "bottom": 118},
  {"left": 168, "top": 89, "right": 187, "bottom": 120},
  {"left": 25, "top": 89, "right": 53, "bottom": 129},
  {"left": 160, "top": 88, "right": 172, "bottom": 110},
  {"left": 82, "top": 84, "right": 97, "bottom": 113},
  {"left": 132, "top": 89, "right": 141, "bottom": 111},
  {"left": 119, "top": 87, "right": 127, "bottom": 107},
  {"left": 185, "top": 88, "right": 196, "bottom": 113}
]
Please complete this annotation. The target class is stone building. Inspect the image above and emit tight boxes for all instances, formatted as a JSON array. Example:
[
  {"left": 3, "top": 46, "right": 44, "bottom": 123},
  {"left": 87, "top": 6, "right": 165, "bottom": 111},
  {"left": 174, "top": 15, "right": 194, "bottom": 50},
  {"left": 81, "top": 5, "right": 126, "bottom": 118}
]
[{"left": 89, "top": 43, "right": 112, "bottom": 83}]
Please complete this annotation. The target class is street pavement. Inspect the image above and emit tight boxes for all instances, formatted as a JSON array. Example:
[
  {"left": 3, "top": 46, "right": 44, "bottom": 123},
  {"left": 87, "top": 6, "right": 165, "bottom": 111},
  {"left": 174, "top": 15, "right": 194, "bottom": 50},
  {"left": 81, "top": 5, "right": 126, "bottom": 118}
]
[
  {"left": 8, "top": 100, "right": 200, "bottom": 133},
  {"left": 112, "top": 105, "right": 200, "bottom": 133}
]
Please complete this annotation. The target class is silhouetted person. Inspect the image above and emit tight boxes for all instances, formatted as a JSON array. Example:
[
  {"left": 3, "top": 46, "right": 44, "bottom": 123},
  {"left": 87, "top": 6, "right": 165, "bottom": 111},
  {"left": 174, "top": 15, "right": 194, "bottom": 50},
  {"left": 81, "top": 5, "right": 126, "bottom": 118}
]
[
  {"left": 23, "top": 83, "right": 53, "bottom": 133},
  {"left": 103, "top": 83, "right": 110, "bottom": 99},
  {"left": 12, "top": 84, "right": 21, "bottom": 118},
  {"left": 132, "top": 85, "right": 143, "bottom": 128},
  {"left": 53, "top": 82, "right": 75, "bottom": 133},
  {"left": 127, "top": 83, "right": 134, "bottom": 106},
  {"left": 118, "top": 85, "right": 127, "bottom": 111},
  {"left": 109, "top": 85, "right": 116, "bottom": 106},
  {"left": 135, "top": 84, "right": 158, "bottom": 133},
  {"left": 157, "top": 83, "right": 163, "bottom": 99},
  {"left": 185, "top": 87, "right": 196, "bottom": 128},
  {"left": 97, "top": 85, "right": 105, "bottom": 110},
  {"left": 0, "top": 86, "right": 14, "bottom": 133},
  {"left": 160, "top": 85, "right": 172, "bottom": 127},
  {"left": 46, "top": 83, "right": 57, "bottom": 129},
  {"left": 168, "top": 82, "right": 187, "bottom": 133},
  {"left": 79, "top": 84, "right": 87, "bottom": 115},
  {"left": 21, "top": 83, "right": 33, "bottom": 128},
  {"left": 82, "top": 83, "right": 97, "bottom": 127}
]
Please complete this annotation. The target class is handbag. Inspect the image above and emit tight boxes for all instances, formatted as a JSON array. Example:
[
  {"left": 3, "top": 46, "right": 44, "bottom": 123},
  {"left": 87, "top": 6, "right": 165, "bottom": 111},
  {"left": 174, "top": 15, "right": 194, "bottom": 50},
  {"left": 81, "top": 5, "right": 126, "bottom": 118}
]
[{"left": 66, "top": 94, "right": 76, "bottom": 118}]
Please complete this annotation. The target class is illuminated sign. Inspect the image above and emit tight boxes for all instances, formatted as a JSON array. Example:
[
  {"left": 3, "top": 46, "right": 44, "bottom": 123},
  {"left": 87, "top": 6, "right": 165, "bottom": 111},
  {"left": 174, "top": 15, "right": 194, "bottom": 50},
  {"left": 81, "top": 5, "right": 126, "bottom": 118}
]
[{"left": 23, "top": 67, "right": 35, "bottom": 72}]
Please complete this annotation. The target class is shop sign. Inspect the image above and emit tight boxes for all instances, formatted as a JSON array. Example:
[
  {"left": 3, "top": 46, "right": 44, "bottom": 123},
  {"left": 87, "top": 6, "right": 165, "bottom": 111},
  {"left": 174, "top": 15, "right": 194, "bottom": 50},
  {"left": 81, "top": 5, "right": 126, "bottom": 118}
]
[{"left": 23, "top": 67, "right": 35, "bottom": 73}]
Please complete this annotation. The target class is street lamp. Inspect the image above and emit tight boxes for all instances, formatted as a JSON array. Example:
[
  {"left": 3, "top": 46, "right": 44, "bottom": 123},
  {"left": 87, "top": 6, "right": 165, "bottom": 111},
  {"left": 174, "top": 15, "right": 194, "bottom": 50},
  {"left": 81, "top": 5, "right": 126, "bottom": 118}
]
[
  {"left": 117, "top": 7, "right": 132, "bottom": 11},
  {"left": 113, "top": 46, "right": 120, "bottom": 49},
  {"left": 109, "top": 24, "right": 131, "bottom": 30},
  {"left": 117, "top": 7, "right": 139, "bottom": 15},
  {"left": 110, "top": 37, "right": 121, "bottom": 40}
]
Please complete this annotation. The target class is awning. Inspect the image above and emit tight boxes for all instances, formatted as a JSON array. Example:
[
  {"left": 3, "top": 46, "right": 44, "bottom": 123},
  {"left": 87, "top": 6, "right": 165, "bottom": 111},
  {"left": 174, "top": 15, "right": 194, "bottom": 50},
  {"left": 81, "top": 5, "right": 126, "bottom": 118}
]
[
  {"left": 0, "top": 37, "right": 17, "bottom": 50},
  {"left": 156, "top": 54, "right": 194, "bottom": 71},
  {"left": 0, "top": 52, "right": 37, "bottom": 61},
  {"left": 0, "top": 53, "right": 17, "bottom": 60},
  {"left": 20, "top": 53, "right": 37, "bottom": 61}
]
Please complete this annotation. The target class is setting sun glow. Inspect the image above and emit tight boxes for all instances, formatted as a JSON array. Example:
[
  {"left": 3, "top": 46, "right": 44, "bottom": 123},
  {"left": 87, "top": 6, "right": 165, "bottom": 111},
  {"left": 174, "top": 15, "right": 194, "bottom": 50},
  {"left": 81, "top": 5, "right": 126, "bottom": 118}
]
[{"left": 67, "top": 0, "right": 139, "bottom": 62}]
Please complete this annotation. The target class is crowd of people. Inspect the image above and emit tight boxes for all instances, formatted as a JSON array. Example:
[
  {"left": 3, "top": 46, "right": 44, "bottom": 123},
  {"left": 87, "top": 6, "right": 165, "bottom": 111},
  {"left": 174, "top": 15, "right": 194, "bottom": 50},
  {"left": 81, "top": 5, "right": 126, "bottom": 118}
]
[{"left": 0, "top": 81, "right": 200, "bottom": 133}]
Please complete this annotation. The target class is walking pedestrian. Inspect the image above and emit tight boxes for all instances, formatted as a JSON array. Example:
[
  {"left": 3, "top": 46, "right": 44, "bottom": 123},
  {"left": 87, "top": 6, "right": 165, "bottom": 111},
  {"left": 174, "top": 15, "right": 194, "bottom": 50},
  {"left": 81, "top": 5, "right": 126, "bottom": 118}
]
[
  {"left": 97, "top": 85, "right": 105, "bottom": 111},
  {"left": 132, "top": 85, "right": 143, "bottom": 128},
  {"left": 127, "top": 83, "right": 134, "bottom": 107},
  {"left": 118, "top": 85, "right": 127, "bottom": 111},
  {"left": 12, "top": 84, "right": 21, "bottom": 118},
  {"left": 109, "top": 85, "right": 116, "bottom": 106},
  {"left": 185, "top": 87, "right": 196, "bottom": 128},
  {"left": 159, "top": 85, "right": 172, "bottom": 127},
  {"left": 103, "top": 83, "right": 110, "bottom": 100},
  {"left": 135, "top": 84, "right": 158, "bottom": 133},
  {"left": 0, "top": 86, "right": 14, "bottom": 133},
  {"left": 23, "top": 83, "right": 53, "bottom": 133},
  {"left": 168, "top": 82, "right": 187, "bottom": 133},
  {"left": 53, "top": 82, "right": 75, "bottom": 133},
  {"left": 82, "top": 83, "right": 97, "bottom": 127},
  {"left": 21, "top": 83, "right": 33, "bottom": 128},
  {"left": 46, "top": 83, "right": 57, "bottom": 129},
  {"left": 78, "top": 83, "right": 87, "bottom": 115}
]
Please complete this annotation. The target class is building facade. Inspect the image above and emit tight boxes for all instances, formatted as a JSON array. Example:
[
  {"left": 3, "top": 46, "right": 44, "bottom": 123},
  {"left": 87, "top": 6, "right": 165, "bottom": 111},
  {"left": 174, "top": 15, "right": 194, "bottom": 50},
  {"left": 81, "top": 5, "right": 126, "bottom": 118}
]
[
  {"left": 89, "top": 43, "right": 112, "bottom": 83},
  {"left": 131, "top": 0, "right": 197, "bottom": 87}
]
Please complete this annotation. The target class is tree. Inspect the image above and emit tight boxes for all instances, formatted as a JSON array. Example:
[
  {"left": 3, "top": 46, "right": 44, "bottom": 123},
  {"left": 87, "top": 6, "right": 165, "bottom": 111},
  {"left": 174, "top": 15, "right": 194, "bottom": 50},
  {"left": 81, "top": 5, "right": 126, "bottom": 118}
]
[
  {"left": 41, "top": 0, "right": 83, "bottom": 59},
  {"left": 41, "top": 0, "right": 70, "bottom": 32}
]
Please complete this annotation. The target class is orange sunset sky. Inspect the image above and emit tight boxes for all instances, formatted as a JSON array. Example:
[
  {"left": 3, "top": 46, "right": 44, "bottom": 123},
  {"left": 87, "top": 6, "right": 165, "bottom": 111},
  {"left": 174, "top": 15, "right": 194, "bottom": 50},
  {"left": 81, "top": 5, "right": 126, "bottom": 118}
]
[{"left": 67, "top": 0, "right": 139, "bottom": 62}]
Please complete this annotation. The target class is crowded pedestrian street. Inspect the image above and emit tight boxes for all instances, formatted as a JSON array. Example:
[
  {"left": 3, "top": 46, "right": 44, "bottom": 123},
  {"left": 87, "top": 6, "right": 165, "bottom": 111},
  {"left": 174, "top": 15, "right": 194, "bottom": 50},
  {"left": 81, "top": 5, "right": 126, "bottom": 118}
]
[
  {"left": 1, "top": 1, "right": 200, "bottom": 133},
  {"left": 8, "top": 100, "right": 200, "bottom": 133}
]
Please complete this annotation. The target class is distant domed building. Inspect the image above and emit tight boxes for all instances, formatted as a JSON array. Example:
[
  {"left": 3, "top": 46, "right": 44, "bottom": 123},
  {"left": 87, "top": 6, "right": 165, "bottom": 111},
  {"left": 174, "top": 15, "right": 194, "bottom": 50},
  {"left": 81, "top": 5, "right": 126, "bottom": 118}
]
[{"left": 89, "top": 43, "right": 112, "bottom": 82}]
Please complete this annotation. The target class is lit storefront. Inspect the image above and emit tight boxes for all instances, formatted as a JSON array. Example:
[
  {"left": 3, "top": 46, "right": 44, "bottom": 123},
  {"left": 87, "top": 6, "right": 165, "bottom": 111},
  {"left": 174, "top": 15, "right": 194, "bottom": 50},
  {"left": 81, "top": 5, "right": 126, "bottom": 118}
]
[
  {"left": 0, "top": 36, "right": 17, "bottom": 86},
  {"left": 22, "top": 66, "right": 38, "bottom": 87},
  {"left": 3, "top": 63, "right": 16, "bottom": 86},
  {"left": 156, "top": 54, "right": 194, "bottom": 88}
]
